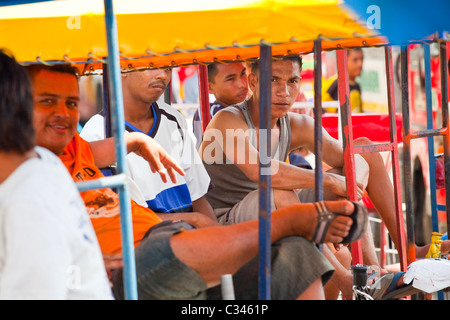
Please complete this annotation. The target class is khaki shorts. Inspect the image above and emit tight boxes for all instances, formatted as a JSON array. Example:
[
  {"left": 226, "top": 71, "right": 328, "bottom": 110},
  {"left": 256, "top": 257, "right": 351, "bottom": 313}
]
[
  {"left": 216, "top": 189, "right": 276, "bottom": 224},
  {"left": 216, "top": 188, "right": 315, "bottom": 225}
]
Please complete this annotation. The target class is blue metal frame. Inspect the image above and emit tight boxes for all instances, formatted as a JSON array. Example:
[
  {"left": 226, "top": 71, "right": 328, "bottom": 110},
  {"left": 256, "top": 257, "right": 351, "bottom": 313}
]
[
  {"left": 313, "top": 39, "right": 324, "bottom": 202},
  {"left": 102, "top": 0, "right": 138, "bottom": 300},
  {"left": 426, "top": 41, "right": 449, "bottom": 301},
  {"left": 439, "top": 41, "right": 450, "bottom": 235},
  {"left": 0, "top": 0, "right": 53, "bottom": 6},
  {"left": 424, "top": 44, "right": 440, "bottom": 233},
  {"left": 258, "top": 44, "right": 272, "bottom": 300}
]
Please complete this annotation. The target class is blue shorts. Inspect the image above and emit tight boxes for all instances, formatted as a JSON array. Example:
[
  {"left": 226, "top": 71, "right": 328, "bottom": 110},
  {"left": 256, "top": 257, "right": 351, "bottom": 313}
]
[{"left": 112, "top": 221, "right": 334, "bottom": 300}]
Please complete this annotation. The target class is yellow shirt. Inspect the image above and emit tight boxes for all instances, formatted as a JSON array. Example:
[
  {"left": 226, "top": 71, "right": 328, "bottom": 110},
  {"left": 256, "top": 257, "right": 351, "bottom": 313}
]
[{"left": 322, "top": 75, "right": 363, "bottom": 113}]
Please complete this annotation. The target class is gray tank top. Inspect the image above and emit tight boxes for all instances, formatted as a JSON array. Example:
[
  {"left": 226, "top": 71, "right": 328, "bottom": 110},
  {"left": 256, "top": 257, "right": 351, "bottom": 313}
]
[{"left": 204, "top": 100, "right": 291, "bottom": 214}]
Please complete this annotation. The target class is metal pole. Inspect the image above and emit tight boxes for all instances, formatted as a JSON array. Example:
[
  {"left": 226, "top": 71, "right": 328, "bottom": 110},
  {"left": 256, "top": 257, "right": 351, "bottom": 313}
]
[
  {"left": 164, "top": 80, "right": 172, "bottom": 105},
  {"left": 198, "top": 65, "right": 211, "bottom": 133},
  {"left": 336, "top": 49, "right": 363, "bottom": 264},
  {"left": 258, "top": 43, "right": 272, "bottom": 300},
  {"left": 336, "top": 49, "right": 357, "bottom": 201},
  {"left": 385, "top": 46, "right": 408, "bottom": 271},
  {"left": 400, "top": 45, "right": 417, "bottom": 265},
  {"left": 439, "top": 41, "right": 450, "bottom": 234},
  {"left": 103, "top": 0, "right": 138, "bottom": 300},
  {"left": 313, "top": 39, "right": 323, "bottom": 201},
  {"left": 102, "top": 64, "right": 113, "bottom": 139},
  {"left": 424, "top": 44, "right": 440, "bottom": 233}
]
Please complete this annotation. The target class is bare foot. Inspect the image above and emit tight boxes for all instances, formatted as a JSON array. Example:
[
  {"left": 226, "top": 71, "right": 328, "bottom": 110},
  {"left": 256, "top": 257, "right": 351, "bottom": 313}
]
[
  {"left": 441, "top": 239, "right": 450, "bottom": 255},
  {"left": 416, "top": 238, "right": 450, "bottom": 258}
]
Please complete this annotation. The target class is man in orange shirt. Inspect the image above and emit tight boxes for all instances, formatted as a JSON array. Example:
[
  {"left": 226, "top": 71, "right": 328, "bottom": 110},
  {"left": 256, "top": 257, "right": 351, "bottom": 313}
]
[{"left": 26, "top": 63, "right": 363, "bottom": 300}]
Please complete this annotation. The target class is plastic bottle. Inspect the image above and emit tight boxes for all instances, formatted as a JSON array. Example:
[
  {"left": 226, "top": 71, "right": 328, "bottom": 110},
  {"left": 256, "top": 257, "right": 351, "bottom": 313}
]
[{"left": 425, "top": 232, "right": 443, "bottom": 259}]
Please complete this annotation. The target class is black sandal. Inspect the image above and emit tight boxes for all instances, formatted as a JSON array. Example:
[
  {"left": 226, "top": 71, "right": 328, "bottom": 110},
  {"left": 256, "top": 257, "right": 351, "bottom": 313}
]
[{"left": 312, "top": 201, "right": 368, "bottom": 244}]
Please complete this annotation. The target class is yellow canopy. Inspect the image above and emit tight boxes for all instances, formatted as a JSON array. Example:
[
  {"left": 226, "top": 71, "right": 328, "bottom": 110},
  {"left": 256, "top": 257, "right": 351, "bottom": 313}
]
[{"left": 0, "top": 0, "right": 386, "bottom": 69}]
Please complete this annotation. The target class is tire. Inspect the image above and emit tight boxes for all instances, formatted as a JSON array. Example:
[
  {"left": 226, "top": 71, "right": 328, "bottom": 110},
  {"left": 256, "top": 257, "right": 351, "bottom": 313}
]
[{"left": 412, "top": 157, "right": 428, "bottom": 246}]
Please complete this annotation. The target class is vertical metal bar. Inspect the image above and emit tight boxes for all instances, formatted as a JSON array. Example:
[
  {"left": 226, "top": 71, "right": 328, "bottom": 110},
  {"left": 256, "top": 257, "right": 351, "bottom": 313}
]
[
  {"left": 336, "top": 49, "right": 357, "bottom": 201},
  {"left": 258, "top": 44, "right": 272, "bottom": 300},
  {"left": 164, "top": 80, "right": 172, "bottom": 105},
  {"left": 198, "top": 65, "right": 211, "bottom": 133},
  {"left": 424, "top": 44, "right": 440, "bottom": 232},
  {"left": 380, "top": 222, "right": 386, "bottom": 268},
  {"left": 103, "top": 0, "right": 138, "bottom": 300},
  {"left": 439, "top": 41, "right": 450, "bottom": 234},
  {"left": 102, "top": 64, "right": 112, "bottom": 139},
  {"left": 336, "top": 49, "right": 362, "bottom": 264},
  {"left": 400, "top": 45, "right": 417, "bottom": 265},
  {"left": 385, "top": 46, "right": 408, "bottom": 271},
  {"left": 102, "top": 64, "right": 117, "bottom": 177},
  {"left": 313, "top": 39, "right": 323, "bottom": 201}
]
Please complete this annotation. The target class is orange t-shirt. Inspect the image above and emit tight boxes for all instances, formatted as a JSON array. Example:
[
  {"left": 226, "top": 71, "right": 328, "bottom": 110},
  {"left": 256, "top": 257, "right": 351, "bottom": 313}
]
[{"left": 59, "top": 132, "right": 162, "bottom": 254}]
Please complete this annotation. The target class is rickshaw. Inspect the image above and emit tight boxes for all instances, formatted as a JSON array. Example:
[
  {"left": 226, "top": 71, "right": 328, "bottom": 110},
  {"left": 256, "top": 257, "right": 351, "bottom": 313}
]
[{"left": 0, "top": 0, "right": 448, "bottom": 300}]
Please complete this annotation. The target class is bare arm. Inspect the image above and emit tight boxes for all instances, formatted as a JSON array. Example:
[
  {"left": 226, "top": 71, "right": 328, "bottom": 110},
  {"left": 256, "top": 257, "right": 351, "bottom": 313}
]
[
  {"left": 289, "top": 113, "right": 344, "bottom": 169},
  {"left": 89, "top": 132, "right": 185, "bottom": 183},
  {"left": 192, "top": 196, "right": 217, "bottom": 222},
  {"left": 200, "top": 110, "right": 361, "bottom": 198},
  {"left": 154, "top": 196, "right": 219, "bottom": 228}
]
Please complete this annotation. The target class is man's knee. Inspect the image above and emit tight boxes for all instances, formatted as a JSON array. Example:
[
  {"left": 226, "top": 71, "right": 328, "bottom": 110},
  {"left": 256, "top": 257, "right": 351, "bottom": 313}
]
[
  {"left": 273, "top": 188, "right": 300, "bottom": 208},
  {"left": 271, "top": 237, "right": 334, "bottom": 299},
  {"left": 354, "top": 137, "right": 373, "bottom": 146}
]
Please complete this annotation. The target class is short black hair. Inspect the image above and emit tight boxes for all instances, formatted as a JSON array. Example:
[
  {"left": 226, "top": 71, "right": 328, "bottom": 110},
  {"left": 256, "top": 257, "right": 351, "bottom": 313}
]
[
  {"left": 207, "top": 63, "right": 219, "bottom": 84},
  {"left": 0, "top": 49, "right": 35, "bottom": 154},
  {"left": 207, "top": 61, "right": 249, "bottom": 84},
  {"left": 251, "top": 55, "right": 303, "bottom": 75},
  {"left": 24, "top": 63, "right": 79, "bottom": 82},
  {"left": 347, "top": 47, "right": 363, "bottom": 56}
]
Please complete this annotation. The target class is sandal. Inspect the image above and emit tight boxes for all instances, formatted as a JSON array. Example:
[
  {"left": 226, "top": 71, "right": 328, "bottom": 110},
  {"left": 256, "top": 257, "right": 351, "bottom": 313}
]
[
  {"left": 370, "top": 273, "right": 394, "bottom": 300},
  {"left": 370, "top": 272, "right": 419, "bottom": 300},
  {"left": 312, "top": 201, "right": 368, "bottom": 244}
]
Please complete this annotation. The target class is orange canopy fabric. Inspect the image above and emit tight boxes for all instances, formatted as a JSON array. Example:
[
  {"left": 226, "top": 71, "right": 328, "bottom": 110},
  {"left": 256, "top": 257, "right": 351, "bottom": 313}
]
[{"left": 0, "top": 0, "right": 386, "bottom": 72}]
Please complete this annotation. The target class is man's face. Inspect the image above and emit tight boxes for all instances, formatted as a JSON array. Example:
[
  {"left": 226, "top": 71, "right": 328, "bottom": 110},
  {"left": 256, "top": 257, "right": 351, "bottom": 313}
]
[
  {"left": 209, "top": 62, "right": 249, "bottom": 106},
  {"left": 249, "top": 59, "right": 301, "bottom": 118},
  {"left": 32, "top": 70, "right": 80, "bottom": 155},
  {"left": 347, "top": 49, "right": 364, "bottom": 79},
  {"left": 122, "top": 68, "right": 172, "bottom": 104}
]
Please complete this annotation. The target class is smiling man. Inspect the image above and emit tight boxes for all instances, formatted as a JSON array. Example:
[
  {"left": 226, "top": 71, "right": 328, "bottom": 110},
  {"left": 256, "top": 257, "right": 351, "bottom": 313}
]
[{"left": 32, "top": 69, "right": 80, "bottom": 154}]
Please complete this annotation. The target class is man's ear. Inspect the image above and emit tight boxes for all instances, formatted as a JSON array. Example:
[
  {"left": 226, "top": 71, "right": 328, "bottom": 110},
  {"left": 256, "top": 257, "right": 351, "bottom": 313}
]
[
  {"left": 208, "top": 81, "right": 214, "bottom": 94},
  {"left": 248, "top": 73, "right": 257, "bottom": 93},
  {"left": 121, "top": 68, "right": 128, "bottom": 79}
]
